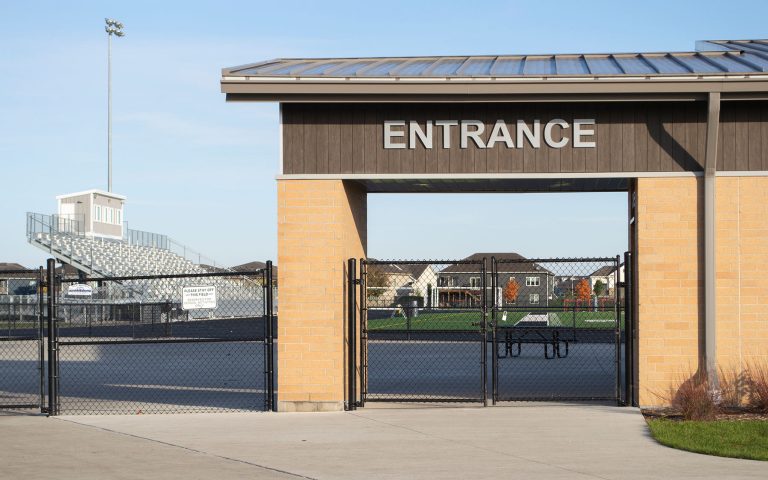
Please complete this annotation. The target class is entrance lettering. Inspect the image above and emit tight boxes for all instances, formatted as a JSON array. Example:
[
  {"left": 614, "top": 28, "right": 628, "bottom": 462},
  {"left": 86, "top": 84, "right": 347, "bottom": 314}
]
[{"left": 383, "top": 119, "right": 596, "bottom": 149}]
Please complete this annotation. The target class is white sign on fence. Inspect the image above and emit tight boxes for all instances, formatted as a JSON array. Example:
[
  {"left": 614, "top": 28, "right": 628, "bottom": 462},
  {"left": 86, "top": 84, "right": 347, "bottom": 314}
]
[
  {"left": 181, "top": 285, "right": 217, "bottom": 310},
  {"left": 67, "top": 284, "right": 93, "bottom": 297}
]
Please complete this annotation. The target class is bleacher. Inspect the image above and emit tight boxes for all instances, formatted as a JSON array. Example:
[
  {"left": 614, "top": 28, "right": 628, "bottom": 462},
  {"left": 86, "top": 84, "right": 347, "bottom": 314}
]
[
  {"left": 29, "top": 230, "right": 207, "bottom": 278},
  {"left": 26, "top": 212, "right": 262, "bottom": 307}
]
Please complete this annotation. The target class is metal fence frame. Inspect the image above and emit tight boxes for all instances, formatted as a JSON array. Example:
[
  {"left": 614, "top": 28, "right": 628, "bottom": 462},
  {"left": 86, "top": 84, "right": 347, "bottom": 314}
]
[
  {"left": 350, "top": 255, "right": 632, "bottom": 408},
  {"left": 0, "top": 267, "right": 45, "bottom": 411},
  {"left": 44, "top": 261, "right": 276, "bottom": 415}
]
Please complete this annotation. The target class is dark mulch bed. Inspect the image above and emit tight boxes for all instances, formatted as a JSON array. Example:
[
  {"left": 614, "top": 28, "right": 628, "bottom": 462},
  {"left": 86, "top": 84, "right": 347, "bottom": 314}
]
[{"left": 642, "top": 407, "right": 768, "bottom": 422}]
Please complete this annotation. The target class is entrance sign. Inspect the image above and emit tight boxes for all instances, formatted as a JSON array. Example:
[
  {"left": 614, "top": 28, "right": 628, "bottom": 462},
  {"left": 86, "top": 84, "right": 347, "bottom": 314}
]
[
  {"left": 384, "top": 119, "right": 596, "bottom": 150},
  {"left": 182, "top": 286, "right": 217, "bottom": 310},
  {"left": 67, "top": 284, "right": 93, "bottom": 297}
]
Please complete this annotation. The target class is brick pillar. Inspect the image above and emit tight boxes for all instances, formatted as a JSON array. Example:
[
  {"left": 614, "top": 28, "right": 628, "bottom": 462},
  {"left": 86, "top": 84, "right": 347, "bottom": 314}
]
[
  {"left": 276, "top": 179, "right": 367, "bottom": 412},
  {"left": 716, "top": 177, "right": 768, "bottom": 376},
  {"left": 636, "top": 177, "right": 703, "bottom": 406}
]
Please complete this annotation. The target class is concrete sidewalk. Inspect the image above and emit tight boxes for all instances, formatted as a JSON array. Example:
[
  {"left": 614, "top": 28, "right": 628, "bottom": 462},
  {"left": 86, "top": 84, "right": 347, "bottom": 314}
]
[{"left": 3, "top": 405, "right": 766, "bottom": 479}]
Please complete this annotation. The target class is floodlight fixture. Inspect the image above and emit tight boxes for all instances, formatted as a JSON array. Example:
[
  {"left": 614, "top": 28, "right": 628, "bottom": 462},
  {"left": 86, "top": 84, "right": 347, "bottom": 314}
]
[{"left": 104, "top": 18, "right": 125, "bottom": 192}]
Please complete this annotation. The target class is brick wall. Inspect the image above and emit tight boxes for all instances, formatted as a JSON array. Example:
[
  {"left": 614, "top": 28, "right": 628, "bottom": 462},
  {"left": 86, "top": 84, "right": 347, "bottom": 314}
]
[
  {"left": 276, "top": 179, "right": 367, "bottom": 411},
  {"left": 716, "top": 177, "right": 768, "bottom": 375},
  {"left": 636, "top": 177, "right": 703, "bottom": 406}
]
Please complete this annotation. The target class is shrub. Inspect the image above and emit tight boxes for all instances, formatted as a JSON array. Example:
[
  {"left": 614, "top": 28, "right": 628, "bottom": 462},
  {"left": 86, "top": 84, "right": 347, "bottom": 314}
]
[
  {"left": 666, "top": 371, "right": 718, "bottom": 421},
  {"left": 716, "top": 366, "right": 744, "bottom": 409},
  {"left": 746, "top": 361, "right": 768, "bottom": 413}
]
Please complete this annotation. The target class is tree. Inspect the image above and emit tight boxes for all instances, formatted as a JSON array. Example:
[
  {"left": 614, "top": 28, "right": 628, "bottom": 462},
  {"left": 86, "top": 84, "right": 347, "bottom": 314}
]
[
  {"left": 593, "top": 279, "right": 606, "bottom": 297},
  {"left": 503, "top": 278, "right": 519, "bottom": 304},
  {"left": 575, "top": 279, "right": 591, "bottom": 303},
  {"left": 366, "top": 267, "right": 389, "bottom": 300}
]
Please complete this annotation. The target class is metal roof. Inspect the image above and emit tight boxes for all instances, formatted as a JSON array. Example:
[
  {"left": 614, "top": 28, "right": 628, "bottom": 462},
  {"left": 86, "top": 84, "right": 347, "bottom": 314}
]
[{"left": 224, "top": 40, "right": 768, "bottom": 78}]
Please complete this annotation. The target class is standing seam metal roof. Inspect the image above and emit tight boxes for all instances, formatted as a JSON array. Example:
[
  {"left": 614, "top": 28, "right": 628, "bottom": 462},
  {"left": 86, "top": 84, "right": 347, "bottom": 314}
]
[{"left": 223, "top": 39, "right": 768, "bottom": 78}]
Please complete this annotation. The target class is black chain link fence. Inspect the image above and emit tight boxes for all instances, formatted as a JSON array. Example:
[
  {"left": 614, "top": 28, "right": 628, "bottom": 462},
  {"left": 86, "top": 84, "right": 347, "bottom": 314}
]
[
  {"left": 361, "top": 259, "right": 487, "bottom": 403},
  {"left": 492, "top": 257, "right": 621, "bottom": 402},
  {"left": 358, "top": 256, "right": 625, "bottom": 405},
  {"left": 0, "top": 269, "right": 44, "bottom": 410},
  {"left": 52, "top": 269, "right": 275, "bottom": 414}
]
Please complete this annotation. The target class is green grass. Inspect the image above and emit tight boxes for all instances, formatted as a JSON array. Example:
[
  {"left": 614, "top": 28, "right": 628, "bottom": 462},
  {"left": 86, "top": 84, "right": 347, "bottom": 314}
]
[
  {"left": 647, "top": 419, "right": 768, "bottom": 461},
  {"left": 367, "top": 310, "right": 623, "bottom": 331}
]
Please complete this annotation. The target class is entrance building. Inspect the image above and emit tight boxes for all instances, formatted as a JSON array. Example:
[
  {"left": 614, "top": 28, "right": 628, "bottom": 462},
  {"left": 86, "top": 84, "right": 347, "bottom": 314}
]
[{"left": 221, "top": 38, "right": 768, "bottom": 411}]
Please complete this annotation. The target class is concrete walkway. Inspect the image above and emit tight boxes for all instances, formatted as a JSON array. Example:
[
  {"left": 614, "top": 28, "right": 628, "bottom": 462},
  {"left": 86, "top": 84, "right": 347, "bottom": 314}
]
[{"left": 3, "top": 405, "right": 766, "bottom": 479}]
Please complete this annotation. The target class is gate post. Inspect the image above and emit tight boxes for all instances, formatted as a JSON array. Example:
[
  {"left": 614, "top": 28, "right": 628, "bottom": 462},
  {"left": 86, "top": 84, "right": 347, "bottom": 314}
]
[
  {"left": 346, "top": 258, "right": 357, "bottom": 411},
  {"left": 623, "top": 251, "right": 633, "bottom": 406},
  {"left": 37, "top": 266, "right": 45, "bottom": 412},
  {"left": 359, "top": 258, "right": 367, "bottom": 407},
  {"left": 614, "top": 255, "right": 621, "bottom": 406},
  {"left": 265, "top": 260, "right": 276, "bottom": 412},
  {"left": 481, "top": 257, "right": 487, "bottom": 407},
  {"left": 491, "top": 256, "right": 497, "bottom": 405},
  {"left": 45, "top": 258, "right": 58, "bottom": 416}
]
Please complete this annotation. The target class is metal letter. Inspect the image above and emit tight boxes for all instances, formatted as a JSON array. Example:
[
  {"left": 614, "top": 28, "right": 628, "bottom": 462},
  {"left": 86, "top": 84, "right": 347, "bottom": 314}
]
[
  {"left": 460, "top": 120, "right": 486, "bottom": 149},
  {"left": 435, "top": 120, "right": 458, "bottom": 148},
  {"left": 383, "top": 120, "right": 406, "bottom": 149},
  {"left": 544, "top": 119, "right": 569, "bottom": 148},
  {"left": 573, "top": 119, "right": 596, "bottom": 148},
  {"left": 486, "top": 120, "right": 515, "bottom": 148},
  {"left": 516, "top": 120, "right": 541, "bottom": 148},
  {"left": 409, "top": 121, "right": 433, "bottom": 149}
]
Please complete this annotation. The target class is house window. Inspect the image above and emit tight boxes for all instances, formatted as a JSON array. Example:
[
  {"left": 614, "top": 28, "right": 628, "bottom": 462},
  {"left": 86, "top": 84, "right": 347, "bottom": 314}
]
[
  {"left": 526, "top": 276, "right": 540, "bottom": 287},
  {"left": 469, "top": 277, "right": 480, "bottom": 288},
  {"left": 529, "top": 293, "right": 540, "bottom": 304}
]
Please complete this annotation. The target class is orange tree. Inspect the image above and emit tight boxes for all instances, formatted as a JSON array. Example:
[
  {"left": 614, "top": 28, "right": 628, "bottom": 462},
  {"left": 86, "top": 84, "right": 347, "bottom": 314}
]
[
  {"left": 503, "top": 278, "right": 519, "bottom": 304},
  {"left": 575, "top": 278, "right": 592, "bottom": 304}
]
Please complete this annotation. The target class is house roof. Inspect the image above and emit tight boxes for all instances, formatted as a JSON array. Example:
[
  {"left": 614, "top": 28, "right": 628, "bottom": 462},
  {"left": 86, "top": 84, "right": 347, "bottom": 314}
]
[
  {"left": 589, "top": 263, "right": 624, "bottom": 277},
  {"left": 441, "top": 253, "right": 553, "bottom": 274},
  {"left": 0, "top": 262, "right": 31, "bottom": 272},
  {"left": 231, "top": 261, "right": 278, "bottom": 277},
  {"left": 366, "top": 260, "right": 430, "bottom": 279}
]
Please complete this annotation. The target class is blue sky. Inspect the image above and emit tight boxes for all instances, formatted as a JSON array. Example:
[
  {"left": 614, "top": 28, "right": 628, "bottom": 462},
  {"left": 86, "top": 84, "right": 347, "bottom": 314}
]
[{"left": 2, "top": 1, "right": 767, "bottom": 267}]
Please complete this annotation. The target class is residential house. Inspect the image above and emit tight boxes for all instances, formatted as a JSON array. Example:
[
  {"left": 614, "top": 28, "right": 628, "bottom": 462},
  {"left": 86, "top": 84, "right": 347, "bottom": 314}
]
[{"left": 437, "top": 253, "right": 555, "bottom": 307}]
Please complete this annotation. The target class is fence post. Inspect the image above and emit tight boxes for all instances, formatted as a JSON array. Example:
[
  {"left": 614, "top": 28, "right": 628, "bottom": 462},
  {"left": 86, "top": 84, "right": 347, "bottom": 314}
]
[
  {"left": 358, "top": 259, "right": 367, "bottom": 407},
  {"left": 37, "top": 266, "right": 45, "bottom": 412},
  {"left": 614, "top": 255, "right": 621, "bottom": 406},
  {"left": 481, "top": 257, "right": 487, "bottom": 407},
  {"left": 623, "top": 251, "right": 633, "bottom": 406},
  {"left": 347, "top": 258, "right": 357, "bottom": 411},
  {"left": 265, "top": 261, "right": 275, "bottom": 412},
  {"left": 45, "top": 258, "right": 58, "bottom": 416},
  {"left": 491, "top": 256, "right": 497, "bottom": 405}
]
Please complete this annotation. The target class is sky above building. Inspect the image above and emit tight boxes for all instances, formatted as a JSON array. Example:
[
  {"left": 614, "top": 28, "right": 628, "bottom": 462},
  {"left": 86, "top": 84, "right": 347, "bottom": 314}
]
[{"left": 2, "top": 1, "right": 767, "bottom": 267}]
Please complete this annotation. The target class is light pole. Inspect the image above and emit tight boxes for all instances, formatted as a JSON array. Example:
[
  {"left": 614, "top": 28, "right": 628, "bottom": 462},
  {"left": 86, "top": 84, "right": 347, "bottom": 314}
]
[{"left": 105, "top": 18, "right": 124, "bottom": 193}]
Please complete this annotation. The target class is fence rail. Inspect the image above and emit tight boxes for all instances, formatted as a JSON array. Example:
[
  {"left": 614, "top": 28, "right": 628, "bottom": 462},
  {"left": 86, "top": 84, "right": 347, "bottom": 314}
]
[{"left": 353, "top": 255, "right": 629, "bottom": 407}]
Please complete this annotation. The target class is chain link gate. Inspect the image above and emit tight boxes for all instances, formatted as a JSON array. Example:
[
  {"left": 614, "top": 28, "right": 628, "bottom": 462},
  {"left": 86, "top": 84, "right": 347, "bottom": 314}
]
[
  {"left": 0, "top": 268, "right": 45, "bottom": 411},
  {"left": 491, "top": 256, "right": 622, "bottom": 403},
  {"left": 356, "top": 259, "right": 488, "bottom": 405},
  {"left": 350, "top": 255, "right": 630, "bottom": 407},
  {"left": 45, "top": 262, "right": 276, "bottom": 415}
]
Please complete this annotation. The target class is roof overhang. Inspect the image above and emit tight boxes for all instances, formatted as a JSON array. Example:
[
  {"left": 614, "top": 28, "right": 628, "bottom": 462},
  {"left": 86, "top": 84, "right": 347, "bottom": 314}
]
[{"left": 222, "top": 76, "right": 768, "bottom": 102}]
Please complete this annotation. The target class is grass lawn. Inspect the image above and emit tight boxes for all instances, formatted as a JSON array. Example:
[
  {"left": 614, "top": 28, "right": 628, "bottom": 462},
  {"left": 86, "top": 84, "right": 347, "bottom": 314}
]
[
  {"left": 367, "top": 309, "right": 622, "bottom": 331},
  {"left": 647, "top": 419, "right": 768, "bottom": 461}
]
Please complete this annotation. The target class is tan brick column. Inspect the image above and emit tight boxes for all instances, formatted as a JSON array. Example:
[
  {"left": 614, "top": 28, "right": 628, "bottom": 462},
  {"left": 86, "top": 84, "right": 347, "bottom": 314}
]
[
  {"left": 716, "top": 177, "right": 768, "bottom": 375},
  {"left": 276, "top": 179, "right": 367, "bottom": 412},
  {"left": 636, "top": 177, "right": 703, "bottom": 406}
]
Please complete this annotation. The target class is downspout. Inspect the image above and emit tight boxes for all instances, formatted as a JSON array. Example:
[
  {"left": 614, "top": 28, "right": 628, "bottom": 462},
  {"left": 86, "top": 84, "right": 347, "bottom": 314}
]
[{"left": 704, "top": 92, "right": 720, "bottom": 385}]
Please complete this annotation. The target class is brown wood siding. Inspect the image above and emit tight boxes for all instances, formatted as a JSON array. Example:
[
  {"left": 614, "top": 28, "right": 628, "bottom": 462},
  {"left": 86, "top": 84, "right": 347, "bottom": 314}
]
[{"left": 281, "top": 102, "right": 759, "bottom": 175}]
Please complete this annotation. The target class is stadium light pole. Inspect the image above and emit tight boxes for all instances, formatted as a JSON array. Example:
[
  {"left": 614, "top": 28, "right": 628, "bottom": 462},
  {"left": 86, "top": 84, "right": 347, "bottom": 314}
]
[{"left": 105, "top": 18, "right": 125, "bottom": 193}]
